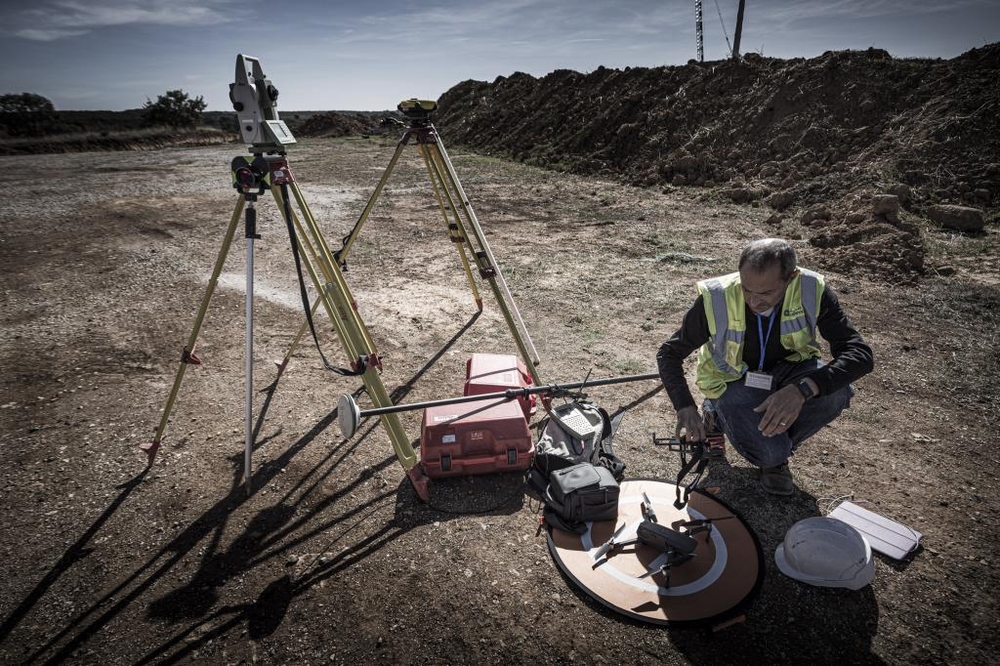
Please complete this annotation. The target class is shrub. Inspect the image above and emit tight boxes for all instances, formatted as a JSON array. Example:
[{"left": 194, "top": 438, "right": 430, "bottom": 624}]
[
  {"left": 0, "top": 93, "right": 57, "bottom": 137},
  {"left": 142, "top": 89, "right": 207, "bottom": 128}
]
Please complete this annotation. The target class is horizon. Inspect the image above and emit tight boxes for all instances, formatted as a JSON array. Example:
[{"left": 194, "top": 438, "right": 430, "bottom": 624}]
[
  {"left": 1, "top": 1, "right": 997, "bottom": 113},
  {"left": 30, "top": 43, "right": 997, "bottom": 115}
]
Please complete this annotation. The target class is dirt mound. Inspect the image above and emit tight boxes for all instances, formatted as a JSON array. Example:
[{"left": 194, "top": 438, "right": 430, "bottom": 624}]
[
  {"left": 295, "top": 111, "right": 374, "bottom": 138},
  {"left": 436, "top": 45, "right": 999, "bottom": 278}
]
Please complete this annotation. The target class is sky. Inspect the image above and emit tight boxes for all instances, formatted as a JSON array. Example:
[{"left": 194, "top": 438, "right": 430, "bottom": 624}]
[{"left": 0, "top": 0, "right": 996, "bottom": 112}]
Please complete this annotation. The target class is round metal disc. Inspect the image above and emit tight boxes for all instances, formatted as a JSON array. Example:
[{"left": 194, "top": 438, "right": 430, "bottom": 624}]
[{"left": 337, "top": 394, "right": 361, "bottom": 438}]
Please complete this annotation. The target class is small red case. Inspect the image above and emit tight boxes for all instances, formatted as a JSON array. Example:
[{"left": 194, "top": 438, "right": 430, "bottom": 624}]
[
  {"left": 420, "top": 398, "right": 534, "bottom": 478},
  {"left": 464, "top": 353, "right": 535, "bottom": 417}
]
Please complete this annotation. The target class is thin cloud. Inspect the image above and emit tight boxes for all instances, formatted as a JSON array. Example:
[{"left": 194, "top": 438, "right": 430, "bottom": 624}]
[
  {"left": 315, "top": 0, "right": 684, "bottom": 68},
  {"left": 756, "top": 0, "right": 992, "bottom": 26},
  {"left": 14, "top": 28, "right": 88, "bottom": 41},
  {"left": 7, "top": 0, "right": 236, "bottom": 41}
]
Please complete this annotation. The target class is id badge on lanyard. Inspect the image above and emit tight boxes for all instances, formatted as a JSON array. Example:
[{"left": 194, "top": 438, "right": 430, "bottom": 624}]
[
  {"left": 744, "top": 309, "right": 776, "bottom": 391},
  {"left": 745, "top": 371, "right": 773, "bottom": 390}
]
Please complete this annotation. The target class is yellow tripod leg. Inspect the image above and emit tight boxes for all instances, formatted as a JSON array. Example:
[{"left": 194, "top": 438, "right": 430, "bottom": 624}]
[
  {"left": 335, "top": 134, "right": 410, "bottom": 267},
  {"left": 271, "top": 184, "right": 366, "bottom": 363},
  {"left": 271, "top": 185, "right": 358, "bottom": 361},
  {"left": 272, "top": 180, "right": 428, "bottom": 500},
  {"left": 276, "top": 131, "right": 414, "bottom": 377},
  {"left": 418, "top": 142, "right": 483, "bottom": 310},
  {"left": 143, "top": 197, "right": 245, "bottom": 464},
  {"left": 424, "top": 140, "right": 543, "bottom": 386}
]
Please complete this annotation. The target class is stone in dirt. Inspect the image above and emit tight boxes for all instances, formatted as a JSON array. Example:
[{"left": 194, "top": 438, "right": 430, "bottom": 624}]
[
  {"left": 926, "top": 204, "right": 986, "bottom": 232},
  {"left": 872, "top": 195, "right": 900, "bottom": 224}
]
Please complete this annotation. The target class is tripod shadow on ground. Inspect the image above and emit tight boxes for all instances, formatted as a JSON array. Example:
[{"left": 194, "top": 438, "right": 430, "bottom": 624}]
[
  {"left": 11, "top": 311, "right": 486, "bottom": 663},
  {"left": 17, "top": 400, "right": 373, "bottom": 663},
  {"left": 0, "top": 470, "right": 149, "bottom": 648}
]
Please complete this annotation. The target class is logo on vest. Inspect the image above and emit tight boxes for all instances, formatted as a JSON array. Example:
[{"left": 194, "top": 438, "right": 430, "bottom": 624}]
[{"left": 783, "top": 306, "right": 804, "bottom": 317}]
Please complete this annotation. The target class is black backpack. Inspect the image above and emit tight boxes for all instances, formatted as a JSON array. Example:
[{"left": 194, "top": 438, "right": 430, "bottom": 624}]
[
  {"left": 529, "top": 401, "right": 628, "bottom": 533},
  {"left": 528, "top": 401, "right": 626, "bottom": 497}
]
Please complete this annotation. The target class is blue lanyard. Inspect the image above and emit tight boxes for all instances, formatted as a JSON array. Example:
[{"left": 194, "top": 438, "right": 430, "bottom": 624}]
[{"left": 756, "top": 310, "right": 777, "bottom": 371}]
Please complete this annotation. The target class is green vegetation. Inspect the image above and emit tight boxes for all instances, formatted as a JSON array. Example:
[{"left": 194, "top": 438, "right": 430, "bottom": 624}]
[
  {"left": 0, "top": 125, "right": 232, "bottom": 156},
  {"left": 0, "top": 89, "right": 224, "bottom": 140},
  {"left": 0, "top": 88, "right": 242, "bottom": 154},
  {"left": 141, "top": 89, "right": 207, "bottom": 128},
  {"left": 0, "top": 92, "right": 57, "bottom": 137}
]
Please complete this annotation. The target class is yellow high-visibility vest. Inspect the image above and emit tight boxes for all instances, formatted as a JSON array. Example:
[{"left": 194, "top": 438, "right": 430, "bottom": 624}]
[{"left": 695, "top": 268, "right": 824, "bottom": 398}]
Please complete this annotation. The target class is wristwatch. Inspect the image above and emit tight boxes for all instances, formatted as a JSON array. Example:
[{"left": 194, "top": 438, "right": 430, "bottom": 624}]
[{"left": 796, "top": 379, "right": 817, "bottom": 400}]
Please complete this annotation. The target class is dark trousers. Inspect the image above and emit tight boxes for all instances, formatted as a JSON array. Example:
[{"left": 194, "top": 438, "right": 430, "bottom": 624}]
[{"left": 704, "top": 359, "right": 853, "bottom": 468}]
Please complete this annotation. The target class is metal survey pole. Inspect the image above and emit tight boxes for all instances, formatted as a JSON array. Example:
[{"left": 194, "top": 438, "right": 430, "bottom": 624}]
[
  {"left": 244, "top": 195, "right": 260, "bottom": 496},
  {"left": 338, "top": 371, "right": 662, "bottom": 438}
]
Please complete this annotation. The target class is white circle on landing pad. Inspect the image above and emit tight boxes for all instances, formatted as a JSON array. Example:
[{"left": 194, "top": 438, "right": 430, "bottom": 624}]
[
  {"left": 582, "top": 499, "right": 729, "bottom": 596},
  {"left": 546, "top": 479, "right": 764, "bottom": 626}
]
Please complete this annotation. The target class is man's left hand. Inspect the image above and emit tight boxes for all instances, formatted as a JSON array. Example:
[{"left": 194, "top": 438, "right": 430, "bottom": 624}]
[{"left": 753, "top": 385, "right": 806, "bottom": 437}]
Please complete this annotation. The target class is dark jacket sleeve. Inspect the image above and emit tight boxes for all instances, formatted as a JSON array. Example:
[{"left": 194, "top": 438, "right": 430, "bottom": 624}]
[
  {"left": 811, "top": 287, "right": 874, "bottom": 396},
  {"left": 656, "top": 295, "right": 710, "bottom": 411}
]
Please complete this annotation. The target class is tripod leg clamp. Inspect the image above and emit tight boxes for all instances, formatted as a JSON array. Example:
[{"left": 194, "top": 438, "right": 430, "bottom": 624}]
[
  {"left": 350, "top": 354, "right": 382, "bottom": 374},
  {"left": 181, "top": 346, "right": 202, "bottom": 365}
]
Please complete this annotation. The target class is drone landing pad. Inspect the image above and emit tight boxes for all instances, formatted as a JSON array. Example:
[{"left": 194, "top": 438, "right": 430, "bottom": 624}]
[{"left": 547, "top": 479, "right": 763, "bottom": 626}]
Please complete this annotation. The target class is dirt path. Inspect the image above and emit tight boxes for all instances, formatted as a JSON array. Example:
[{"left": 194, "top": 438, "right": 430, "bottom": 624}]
[{"left": 0, "top": 137, "right": 997, "bottom": 664}]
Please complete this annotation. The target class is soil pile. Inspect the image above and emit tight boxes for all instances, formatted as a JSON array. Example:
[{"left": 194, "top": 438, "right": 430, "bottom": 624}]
[
  {"left": 436, "top": 45, "right": 999, "bottom": 278},
  {"left": 295, "top": 111, "right": 376, "bottom": 138}
]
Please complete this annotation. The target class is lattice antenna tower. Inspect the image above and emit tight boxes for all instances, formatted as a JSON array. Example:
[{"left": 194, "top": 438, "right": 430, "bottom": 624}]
[{"left": 695, "top": 0, "right": 704, "bottom": 62}]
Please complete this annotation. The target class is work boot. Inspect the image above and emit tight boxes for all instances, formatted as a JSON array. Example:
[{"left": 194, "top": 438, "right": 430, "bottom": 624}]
[
  {"left": 760, "top": 462, "right": 795, "bottom": 496},
  {"left": 700, "top": 403, "right": 727, "bottom": 459}
]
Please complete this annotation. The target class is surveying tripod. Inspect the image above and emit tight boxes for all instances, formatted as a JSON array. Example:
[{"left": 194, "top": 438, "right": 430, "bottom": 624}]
[
  {"left": 144, "top": 54, "right": 431, "bottom": 500},
  {"left": 142, "top": 149, "right": 435, "bottom": 497},
  {"left": 273, "top": 99, "right": 543, "bottom": 388},
  {"left": 143, "top": 57, "right": 543, "bottom": 502}
]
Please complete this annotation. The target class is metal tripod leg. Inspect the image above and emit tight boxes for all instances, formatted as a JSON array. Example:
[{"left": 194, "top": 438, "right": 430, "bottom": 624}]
[
  {"left": 417, "top": 143, "right": 483, "bottom": 310},
  {"left": 147, "top": 158, "right": 431, "bottom": 500},
  {"left": 433, "top": 138, "right": 541, "bottom": 363},
  {"left": 255, "top": 126, "right": 543, "bottom": 499},
  {"left": 334, "top": 121, "right": 543, "bottom": 387},
  {"left": 271, "top": 178, "right": 429, "bottom": 500},
  {"left": 334, "top": 135, "right": 409, "bottom": 267},
  {"left": 276, "top": 123, "right": 483, "bottom": 373},
  {"left": 142, "top": 197, "right": 246, "bottom": 464},
  {"left": 275, "top": 133, "right": 408, "bottom": 374},
  {"left": 421, "top": 136, "right": 543, "bottom": 385}
]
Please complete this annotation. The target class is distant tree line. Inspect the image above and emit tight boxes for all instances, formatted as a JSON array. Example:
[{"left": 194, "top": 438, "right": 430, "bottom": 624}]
[
  {"left": 0, "top": 89, "right": 237, "bottom": 138},
  {"left": 0, "top": 93, "right": 57, "bottom": 137}
]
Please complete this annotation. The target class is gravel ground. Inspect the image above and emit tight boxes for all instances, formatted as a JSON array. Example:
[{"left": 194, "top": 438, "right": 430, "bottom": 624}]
[{"left": 0, "top": 137, "right": 997, "bottom": 664}]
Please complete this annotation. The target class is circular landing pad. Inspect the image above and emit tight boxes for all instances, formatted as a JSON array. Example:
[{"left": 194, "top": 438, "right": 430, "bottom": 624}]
[{"left": 547, "top": 479, "right": 763, "bottom": 626}]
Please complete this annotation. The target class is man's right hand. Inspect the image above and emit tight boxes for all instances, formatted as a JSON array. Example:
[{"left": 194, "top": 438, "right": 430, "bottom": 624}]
[{"left": 675, "top": 405, "right": 706, "bottom": 442}]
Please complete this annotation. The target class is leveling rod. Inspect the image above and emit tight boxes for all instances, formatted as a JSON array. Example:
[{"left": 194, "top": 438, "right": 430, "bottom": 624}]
[{"left": 337, "top": 371, "right": 661, "bottom": 438}]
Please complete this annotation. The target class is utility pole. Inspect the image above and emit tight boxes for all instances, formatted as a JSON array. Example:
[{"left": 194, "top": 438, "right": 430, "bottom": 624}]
[
  {"left": 732, "top": 0, "right": 746, "bottom": 60},
  {"left": 695, "top": 0, "right": 704, "bottom": 62}
]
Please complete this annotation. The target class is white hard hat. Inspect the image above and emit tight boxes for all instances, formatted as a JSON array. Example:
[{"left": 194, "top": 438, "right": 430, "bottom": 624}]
[{"left": 774, "top": 517, "right": 875, "bottom": 590}]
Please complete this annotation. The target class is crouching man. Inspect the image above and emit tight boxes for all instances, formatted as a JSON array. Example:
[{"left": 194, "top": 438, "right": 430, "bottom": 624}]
[{"left": 656, "top": 238, "right": 874, "bottom": 495}]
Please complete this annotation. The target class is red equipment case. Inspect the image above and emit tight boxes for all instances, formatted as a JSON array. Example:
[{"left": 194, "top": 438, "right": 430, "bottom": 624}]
[
  {"left": 420, "top": 398, "right": 534, "bottom": 478},
  {"left": 464, "top": 352, "right": 535, "bottom": 417}
]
